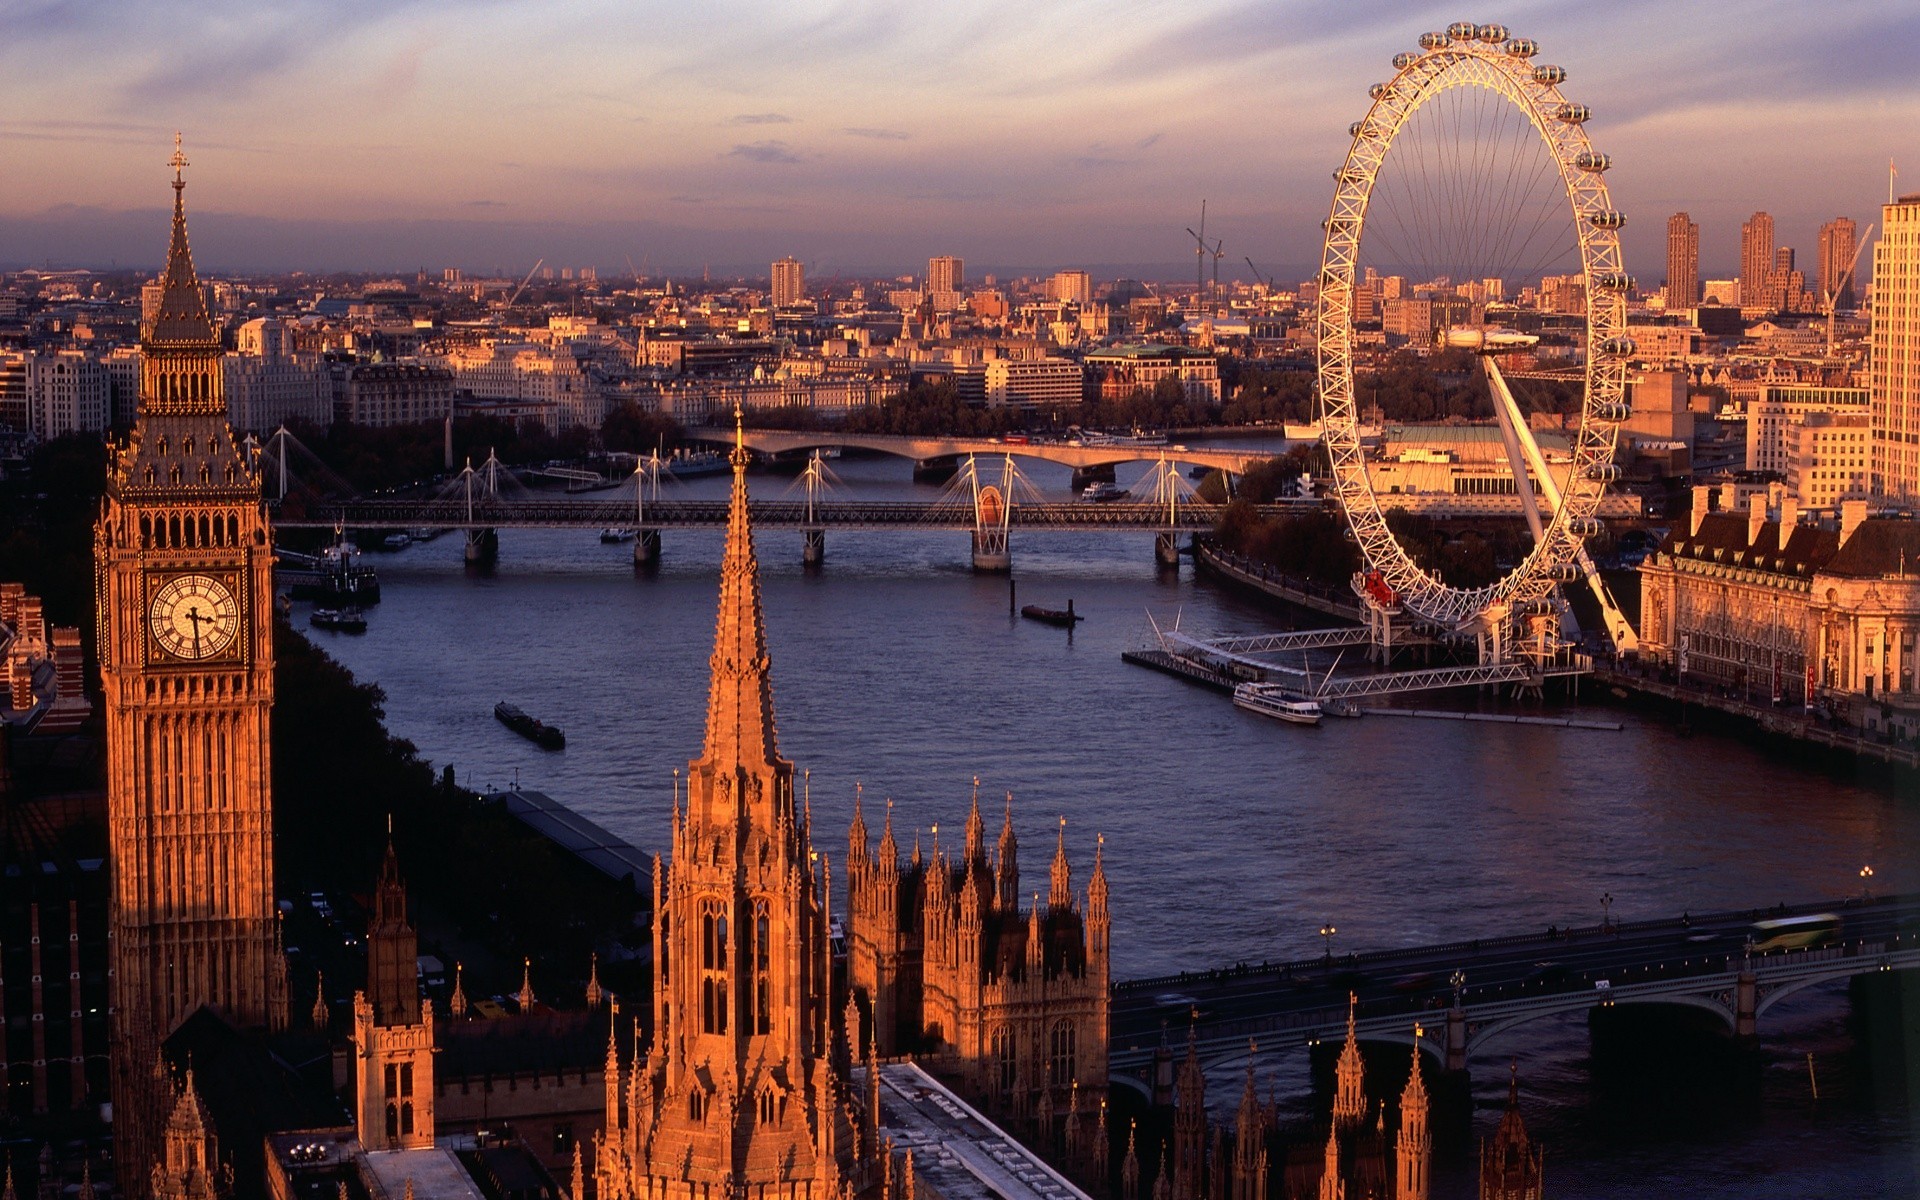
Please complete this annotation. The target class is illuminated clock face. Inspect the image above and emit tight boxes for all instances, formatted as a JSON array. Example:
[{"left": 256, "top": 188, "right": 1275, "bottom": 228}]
[{"left": 148, "top": 573, "right": 241, "bottom": 661}]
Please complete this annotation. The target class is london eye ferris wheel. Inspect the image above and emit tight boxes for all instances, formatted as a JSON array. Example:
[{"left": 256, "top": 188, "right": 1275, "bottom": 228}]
[{"left": 1314, "top": 22, "right": 1637, "bottom": 657}]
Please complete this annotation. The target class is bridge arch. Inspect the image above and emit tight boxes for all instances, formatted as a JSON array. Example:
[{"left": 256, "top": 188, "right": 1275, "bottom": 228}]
[{"left": 685, "top": 428, "right": 1275, "bottom": 476}]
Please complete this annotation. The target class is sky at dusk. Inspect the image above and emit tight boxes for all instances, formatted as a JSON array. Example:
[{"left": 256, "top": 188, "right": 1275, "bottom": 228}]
[{"left": 4, "top": 0, "right": 1917, "bottom": 282}]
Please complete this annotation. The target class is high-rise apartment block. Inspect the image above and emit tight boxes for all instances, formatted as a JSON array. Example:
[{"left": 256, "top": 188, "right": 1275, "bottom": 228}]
[
  {"left": 928, "top": 255, "right": 963, "bottom": 295},
  {"left": 1741, "top": 211, "right": 1775, "bottom": 311},
  {"left": 1665, "top": 212, "right": 1699, "bottom": 310},
  {"left": 1819, "top": 217, "right": 1860, "bottom": 310},
  {"left": 1047, "top": 269, "right": 1093, "bottom": 305},
  {"left": 771, "top": 256, "right": 806, "bottom": 307},
  {"left": 1872, "top": 193, "right": 1920, "bottom": 498}
]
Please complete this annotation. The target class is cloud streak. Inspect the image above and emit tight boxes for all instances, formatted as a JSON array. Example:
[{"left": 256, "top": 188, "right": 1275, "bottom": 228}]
[{"left": 726, "top": 140, "right": 801, "bottom": 164}]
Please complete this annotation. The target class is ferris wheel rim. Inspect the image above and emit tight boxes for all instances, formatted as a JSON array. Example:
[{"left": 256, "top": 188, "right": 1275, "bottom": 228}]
[{"left": 1313, "top": 31, "right": 1628, "bottom": 633}]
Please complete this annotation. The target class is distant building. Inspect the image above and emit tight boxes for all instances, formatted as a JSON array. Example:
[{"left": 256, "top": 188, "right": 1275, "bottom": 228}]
[
  {"left": 1741, "top": 212, "right": 1775, "bottom": 312},
  {"left": 1, "top": 582, "right": 92, "bottom": 735},
  {"left": 1047, "top": 270, "right": 1093, "bottom": 306},
  {"left": 981, "top": 358, "right": 1085, "bottom": 409},
  {"left": 1871, "top": 193, "right": 1920, "bottom": 499},
  {"left": 0, "top": 351, "right": 28, "bottom": 432},
  {"left": 1788, "top": 411, "right": 1870, "bottom": 507},
  {"left": 928, "top": 255, "right": 964, "bottom": 307},
  {"left": 224, "top": 319, "right": 330, "bottom": 432},
  {"left": 1818, "top": 216, "right": 1859, "bottom": 311},
  {"left": 337, "top": 363, "right": 455, "bottom": 427},
  {"left": 772, "top": 256, "right": 806, "bottom": 307},
  {"left": 1085, "top": 344, "right": 1221, "bottom": 405},
  {"left": 1748, "top": 384, "right": 1868, "bottom": 474},
  {"left": 1639, "top": 490, "right": 1920, "bottom": 734},
  {"left": 1665, "top": 212, "right": 1700, "bottom": 310},
  {"left": 27, "top": 349, "right": 109, "bottom": 439}
]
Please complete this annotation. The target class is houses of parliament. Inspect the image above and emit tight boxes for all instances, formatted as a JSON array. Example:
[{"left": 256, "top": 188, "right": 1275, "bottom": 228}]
[{"left": 0, "top": 146, "right": 1548, "bottom": 1200}]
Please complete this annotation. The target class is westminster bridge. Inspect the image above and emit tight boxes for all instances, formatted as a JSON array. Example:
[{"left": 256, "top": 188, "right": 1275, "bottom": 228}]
[{"left": 1107, "top": 891, "right": 1920, "bottom": 1090}]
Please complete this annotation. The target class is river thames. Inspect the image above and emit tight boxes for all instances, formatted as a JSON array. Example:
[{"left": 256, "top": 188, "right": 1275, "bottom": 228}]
[{"left": 305, "top": 452, "right": 1917, "bottom": 1198}]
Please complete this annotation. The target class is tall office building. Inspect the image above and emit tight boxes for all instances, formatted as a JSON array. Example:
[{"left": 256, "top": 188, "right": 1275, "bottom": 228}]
[
  {"left": 771, "top": 256, "right": 806, "bottom": 307},
  {"left": 1819, "top": 217, "right": 1860, "bottom": 310},
  {"left": 1871, "top": 194, "right": 1920, "bottom": 498},
  {"left": 1665, "top": 212, "right": 1699, "bottom": 310},
  {"left": 928, "top": 255, "right": 963, "bottom": 296},
  {"left": 1741, "top": 211, "right": 1776, "bottom": 310}
]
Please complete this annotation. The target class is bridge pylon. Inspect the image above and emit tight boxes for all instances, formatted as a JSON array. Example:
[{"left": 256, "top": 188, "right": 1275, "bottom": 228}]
[
  {"left": 802, "top": 450, "right": 827, "bottom": 566},
  {"left": 966, "top": 455, "right": 1015, "bottom": 572},
  {"left": 1145, "top": 455, "right": 1187, "bottom": 569},
  {"left": 461, "top": 451, "right": 506, "bottom": 566},
  {"left": 633, "top": 452, "right": 664, "bottom": 566}
]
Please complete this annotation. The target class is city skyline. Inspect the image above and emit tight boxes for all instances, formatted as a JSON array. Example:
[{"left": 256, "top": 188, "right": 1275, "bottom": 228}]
[{"left": 3, "top": 1, "right": 1915, "bottom": 279}]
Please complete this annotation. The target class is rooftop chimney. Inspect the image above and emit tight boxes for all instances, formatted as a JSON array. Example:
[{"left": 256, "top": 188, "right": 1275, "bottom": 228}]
[
  {"left": 1778, "top": 496, "right": 1799, "bottom": 551},
  {"left": 1749, "top": 493, "right": 1769, "bottom": 550},
  {"left": 1691, "top": 484, "right": 1713, "bottom": 537},
  {"left": 1840, "top": 499, "right": 1869, "bottom": 547},
  {"left": 1718, "top": 481, "right": 1740, "bottom": 518}
]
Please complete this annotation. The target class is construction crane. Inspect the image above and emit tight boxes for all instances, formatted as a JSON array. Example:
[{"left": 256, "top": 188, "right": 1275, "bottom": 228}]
[
  {"left": 1185, "top": 200, "right": 1209, "bottom": 311},
  {"left": 1823, "top": 223, "right": 1874, "bottom": 354},
  {"left": 1244, "top": 256, "right": 1274, "bottom": 291},
  {"left": 505, "top": 258, "right": 545, "bottom": 308},
  {"left": 1209, "top": 238, "right": 1226, "bottom": 311}
]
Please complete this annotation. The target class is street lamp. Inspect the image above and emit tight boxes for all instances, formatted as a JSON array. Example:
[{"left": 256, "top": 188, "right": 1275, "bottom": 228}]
[
  {"left": 1449, "top": 970, "right": 1466, "bottom": 1008},
  {"left": 1861, "top": 865, "right": 1875, "bottom": 900},
  {"left": 1320, "top": 923, "right": 1337, "bottom": 964},
  {"left": 1601, "top": 892, "right": 1614, "bottom": 934}
]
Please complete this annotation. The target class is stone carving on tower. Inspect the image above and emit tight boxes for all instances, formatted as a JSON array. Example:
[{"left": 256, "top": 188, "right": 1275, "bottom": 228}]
[
  {"left": 96, "top": 138, "right": 285, "bottom": 1192},
  {"left": 1479, "top": 1067, "right": 1543, "bottom": 1200},
  {"left": 596, "top": 418, "right": 861, "bottom": 1200},
  {"left": 1395, "top": 1037, "right": 1431, "bottom": 1200},
  {"left": 354, "top": 840, "right": 437, "bottom": 1150},
  {"left": 150, "top": 1071, "right": 230, "bottom": 1200},
  {"left": 844, "top": 785, "right": 1110, "bottom": 1147}
]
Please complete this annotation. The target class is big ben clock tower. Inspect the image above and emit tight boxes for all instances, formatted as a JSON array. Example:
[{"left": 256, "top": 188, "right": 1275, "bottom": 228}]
[{"left": 95, "top": 139, "right": 286, "bottom": 1182}]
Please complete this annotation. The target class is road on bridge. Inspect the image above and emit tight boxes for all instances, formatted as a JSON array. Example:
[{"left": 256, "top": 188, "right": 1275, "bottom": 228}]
[
  {"left": 1111, "top": 892, "right": 1919, "bottom": 1069},
  {"left": 269, "top": 497, "right": 1315, "bottom": 531}
]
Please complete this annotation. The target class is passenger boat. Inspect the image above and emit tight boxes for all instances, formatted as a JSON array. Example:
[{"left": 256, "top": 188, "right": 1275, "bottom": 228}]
[
  {"left": 600, "top": 528, "right": 637, "bottom": 544},
  {"left": 381, "top": 532, "right": 412, "bottom": 550},
  {"left": 667, "top": 450, "right": 730, "bottom": 478},
  {"left": 282, "top": 541, "right": 381, "bottom": 605},
  {"left": 494, "top": 702, "right": 566, "bottom": 750},
  {"left": 309, "top": 607, "right": 368, "bottom": 634},
  {"left": 1020, "top": 600, "right": 1082, "bottom": 627},
  {"left": 1080, "top": 481, "right": 1131, "bottom": 503},
  {"left": 1231, "top": 683, "right": 1323, "bottom": 726}
]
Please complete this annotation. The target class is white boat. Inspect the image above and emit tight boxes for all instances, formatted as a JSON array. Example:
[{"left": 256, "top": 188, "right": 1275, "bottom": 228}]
[
  {"left": 600, "top": 528, "right": 637, "bottom": 544},
  {"left": 1080, "top": 481, "right": 1131, "bottom": 503},
  {"left": 1232, "top": 683, "right": 1323, "bottom": 725}
]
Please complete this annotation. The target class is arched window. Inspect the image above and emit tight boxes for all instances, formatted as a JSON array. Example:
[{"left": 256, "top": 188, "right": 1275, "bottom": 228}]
[
  {"left": 1050, "top": 1021, "right": 1076, "bottom": 1085},
  {"left": 992, "top": 1026, "right": 1016, "bottom": 1097},
  {"left": 689, "top": 1091, "right": 705, "bottom": 1121},
  {"left": 753, "top": 904, "right": 772, "bottom": 1035},
  {"left": 386, "top": 1103, "right": 399, "bottom": 1139},
  {"left": 400, "top": 1102, "right": 414, "bottom": 1135},
  {"left": 700, "top": 901, "right": 729, "bottom": 1035}
]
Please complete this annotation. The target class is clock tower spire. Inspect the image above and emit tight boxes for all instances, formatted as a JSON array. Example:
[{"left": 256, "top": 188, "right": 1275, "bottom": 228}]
[{"left": 96, "top": 139, "right": 284, "bottom": 1193}]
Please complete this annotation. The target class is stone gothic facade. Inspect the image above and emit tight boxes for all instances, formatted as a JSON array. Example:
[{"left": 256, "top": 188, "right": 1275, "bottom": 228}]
[
  {"left": 1146, "top": 1004, "right": 1431, "bottom": 1200},
  {"left": 843, "top": 791, "right": 1110, "bottom": 1145},
  {"left": 595, "top": 428, "right": 870, "bottom": 1200},
  {"left": 95, "top": 142, "right": 288, "bottom": 1193},
  {"left": 353, "top": 842, "right": 437, "bottom": 1151}
]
